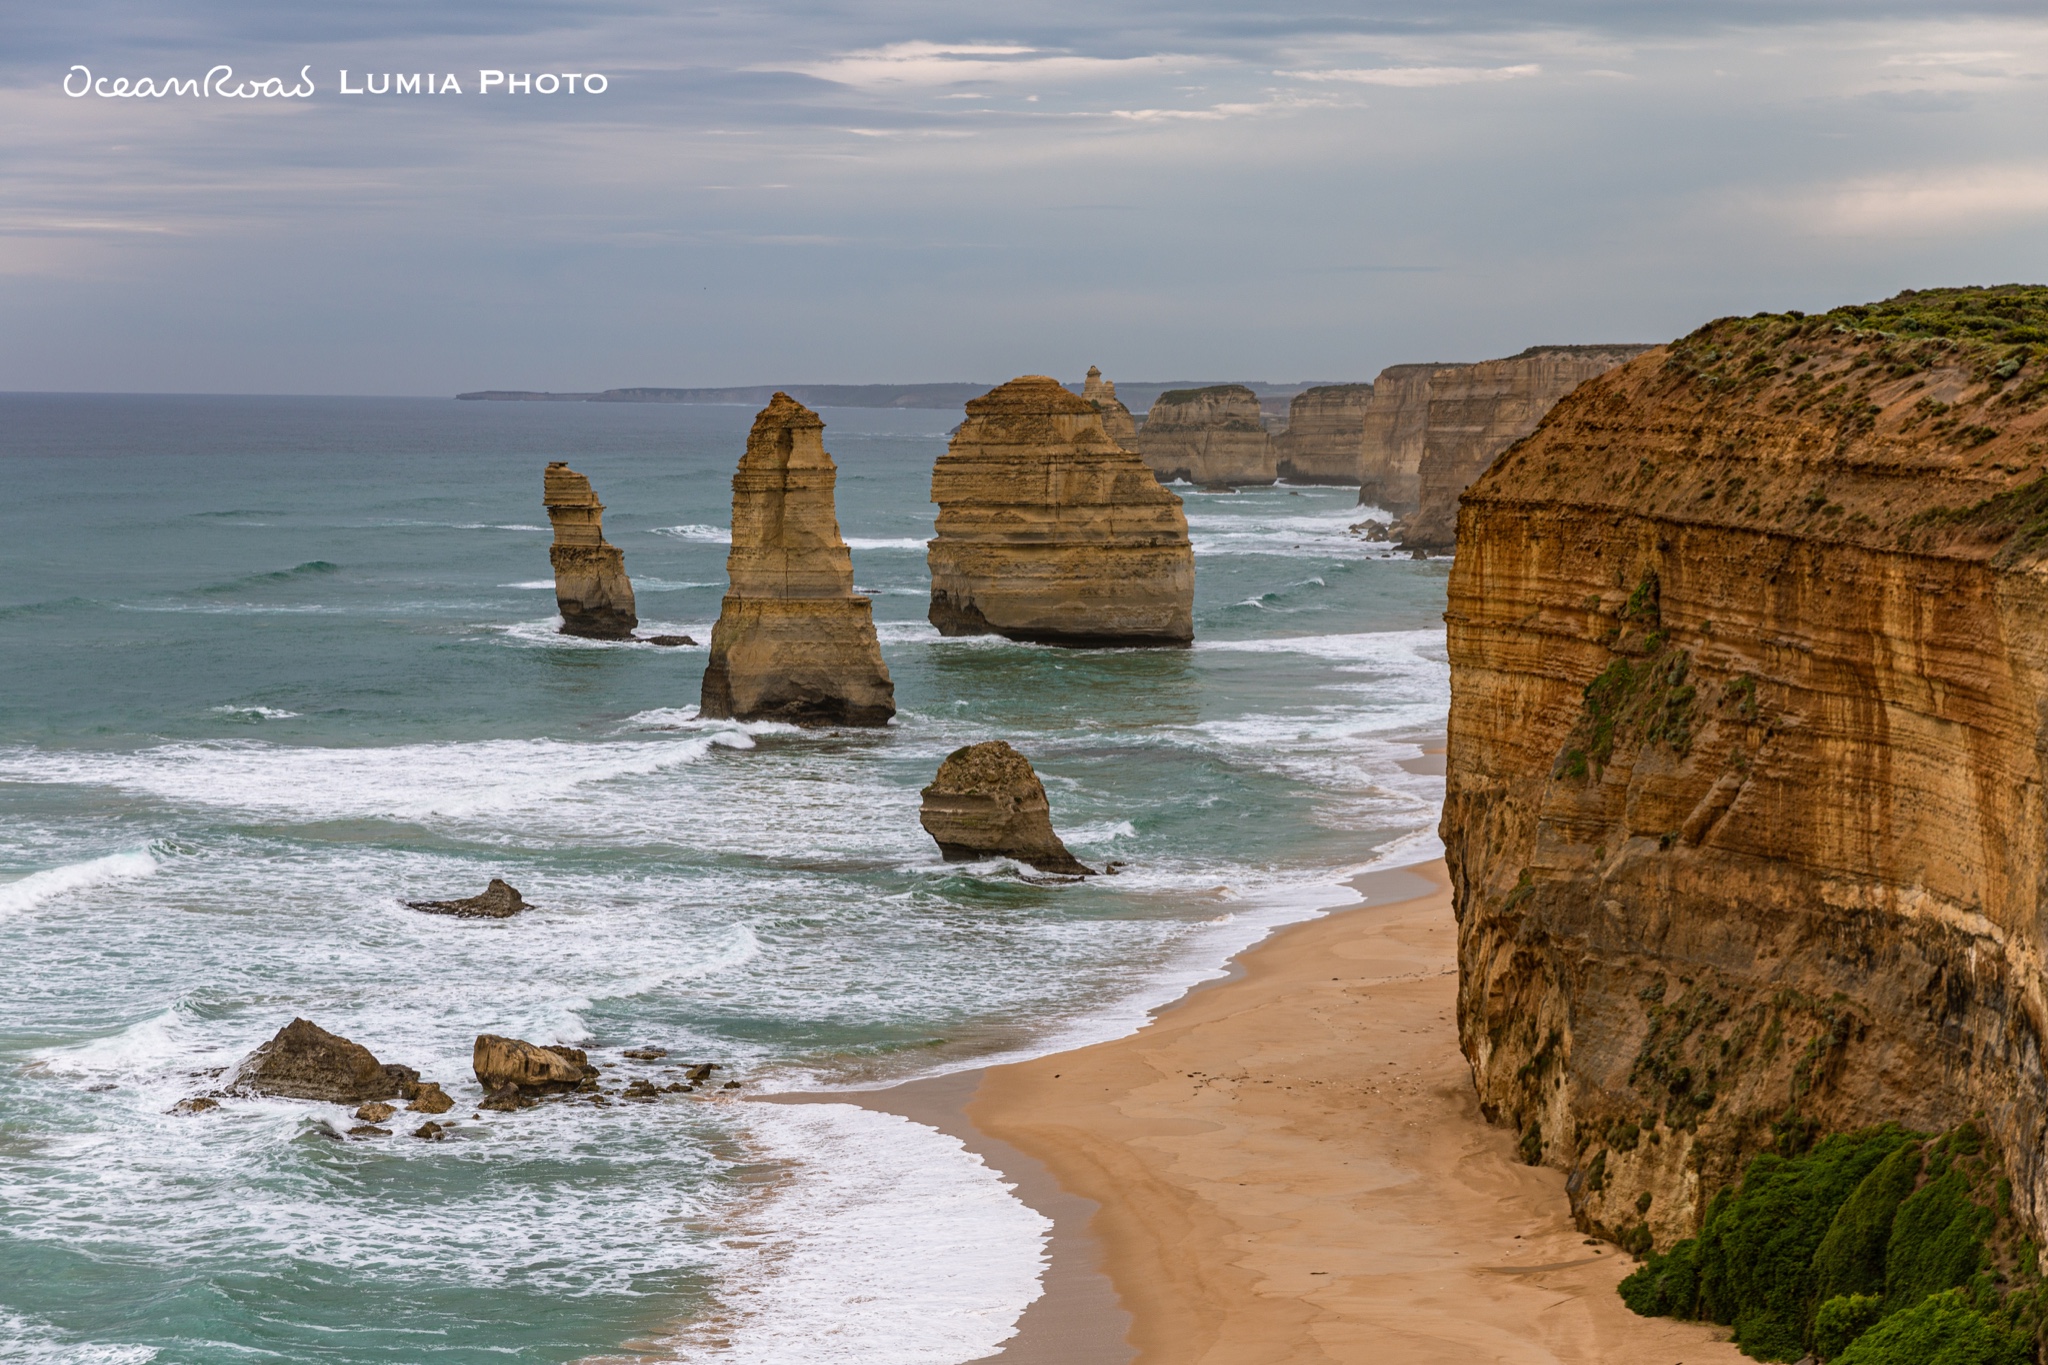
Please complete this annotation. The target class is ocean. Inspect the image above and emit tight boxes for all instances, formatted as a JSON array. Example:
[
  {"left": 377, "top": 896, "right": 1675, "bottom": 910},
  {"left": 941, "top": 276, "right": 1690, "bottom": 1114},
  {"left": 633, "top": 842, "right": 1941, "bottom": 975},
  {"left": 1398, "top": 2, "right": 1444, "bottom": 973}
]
[{"left": 0, "top": 393, "right": 1449, "bottom": 1364}]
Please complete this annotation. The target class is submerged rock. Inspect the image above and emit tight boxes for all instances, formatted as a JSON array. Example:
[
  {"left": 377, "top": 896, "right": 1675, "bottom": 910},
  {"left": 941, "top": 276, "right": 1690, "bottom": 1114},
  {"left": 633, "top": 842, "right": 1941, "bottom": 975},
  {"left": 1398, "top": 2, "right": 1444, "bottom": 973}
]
[
  {"left": 354, "top": 1101, "right": 397, "bottom": 1123},
  {"left": 919, "top": 741, "right": 1093, "bottom": 875},
  {"left": 544, "top": 462, "right": 638, "bottom": 639},
  {"left": 233, "top": 1018, "right": 412, "bottom": 1104},
  {"left": 1136, "top": 384, "right": 1274, "bottom": 486},
  {"left": 473, "top": 1034, "right": 592, "bottom": 1096},
  {"left": 407, "top": 878, "right": 530, "bottom": 919},
  {"left": 700, "top": 394, "right": 896, "bottom": 727},
  {"left": 348, "top": 1124, "right": 391, "bottom": 1138},
  {"left": 170, "top": 1096, "right": 219, "bottom": 1115},
  {"left": 643, "top": 634, "right": 697, "bottom": 647},
  {"left": 928, "top": 376, "right": 1194, "bottom": 646},
  {"left": 410, "top": 1121, "right": 446, "bottom": 1141}
]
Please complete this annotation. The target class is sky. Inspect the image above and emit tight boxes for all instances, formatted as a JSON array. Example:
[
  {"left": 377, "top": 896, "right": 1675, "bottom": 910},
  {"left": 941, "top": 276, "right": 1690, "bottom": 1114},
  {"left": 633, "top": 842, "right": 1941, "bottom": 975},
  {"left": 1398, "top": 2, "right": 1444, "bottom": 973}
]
[{"left": 5, "top": 0, "right": 2048, "bottom": 394}]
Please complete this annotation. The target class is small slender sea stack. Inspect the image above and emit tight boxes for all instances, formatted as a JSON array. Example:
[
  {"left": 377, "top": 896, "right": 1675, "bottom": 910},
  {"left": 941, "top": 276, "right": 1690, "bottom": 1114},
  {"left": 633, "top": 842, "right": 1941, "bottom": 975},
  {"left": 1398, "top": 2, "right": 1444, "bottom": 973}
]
[
  {"left": 928, "top": 375, "right": 1193, "bottom": 645},
  {"left": 699, "top": 394, "right": 895, "bottom": 726},
  {"left": 920, "top": 741, "right": 1092, "bottom": 875},
  {"left": 544, "top": 462, "right": 638, "bottom": 639},
  {"left": 1081, "top": 365, "right": 1139, "bottom": 446}
]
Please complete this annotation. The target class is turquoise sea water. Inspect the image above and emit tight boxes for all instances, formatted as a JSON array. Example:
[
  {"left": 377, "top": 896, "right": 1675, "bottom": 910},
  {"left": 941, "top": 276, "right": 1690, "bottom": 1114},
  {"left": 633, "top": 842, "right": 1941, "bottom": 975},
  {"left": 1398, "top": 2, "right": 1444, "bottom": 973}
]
[{"left": 0, "top": 394, "right": 1449, "bottom": 1364}]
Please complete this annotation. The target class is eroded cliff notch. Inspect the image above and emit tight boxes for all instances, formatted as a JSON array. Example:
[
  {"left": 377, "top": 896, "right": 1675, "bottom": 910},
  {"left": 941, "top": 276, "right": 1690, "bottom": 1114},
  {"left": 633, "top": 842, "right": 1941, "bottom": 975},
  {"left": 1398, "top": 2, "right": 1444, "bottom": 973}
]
[
  {"left": 928, "top": 375, "right": 1194, "bottom": 646},
  {"left": 700, "top": 394, "right": 895, "bottom": 726},
  {"left": 1441, "top": 286, "right": 2048, "bottom": 1257},
  {"left": 545, "top": 462, "right": 638, "bottom": 639},
  {"left": 1135, "top": 384, "right": 1275, "bottom": 487}
]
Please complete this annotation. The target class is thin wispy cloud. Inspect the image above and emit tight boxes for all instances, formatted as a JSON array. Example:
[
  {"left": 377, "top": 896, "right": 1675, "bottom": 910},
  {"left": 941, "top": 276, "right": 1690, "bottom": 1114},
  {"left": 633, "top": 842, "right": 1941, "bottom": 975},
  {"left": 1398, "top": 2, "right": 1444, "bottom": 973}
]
[
  {"left": 1781, "top": 163, "right": 2048, "bottom": 236},
  {"left": 1282, "top": 63, "right": 1541, "bottom": 87},
  {"left": 766, "top": 40, "right": 1193, "bottom": 90}
]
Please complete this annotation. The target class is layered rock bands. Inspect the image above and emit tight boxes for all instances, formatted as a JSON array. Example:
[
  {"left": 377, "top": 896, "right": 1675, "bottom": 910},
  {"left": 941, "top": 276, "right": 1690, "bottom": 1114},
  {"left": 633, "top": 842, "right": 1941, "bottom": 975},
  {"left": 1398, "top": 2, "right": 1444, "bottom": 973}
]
[
  {"left": 1441, "top": 287, "right": 2048, "bottom": 1252},
  {"left": 544, "top": 463, "right": 638, "bottom": 639},
  {"left": 1356, "top": 363, "right": 1464, "bottom": 516},
  {"left": 700, "top": 394, "right": 895, "bottom": 726},
  {"left": 928, "top": 375, "right": 1194, "bottom": 646},
  {"left": 1081, "top": 365, "right": 1139, "bottom": 447},
  {"left": 1273, "top": 383, "right": 1375, "bottom": 485},
  {"left": 1135, "top": 384, "right": 1275, "bottom": 486},
  {"left": 919, "top": 740, "right": 1092, "bottom": 875}
]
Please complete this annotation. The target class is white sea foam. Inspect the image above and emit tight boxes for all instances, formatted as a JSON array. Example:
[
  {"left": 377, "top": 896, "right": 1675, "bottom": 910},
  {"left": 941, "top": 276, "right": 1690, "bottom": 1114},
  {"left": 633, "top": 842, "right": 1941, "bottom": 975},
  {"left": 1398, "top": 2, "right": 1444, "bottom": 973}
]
[
  {"left": 843, "top": 537, "right": 927, "bottom": 551},
  {"left": 669, "top": 1103, "right": 1049, "bottom": 1364},
  {"left": 652, "top": 524, "right": 733, "bottom": 543},
  {"left": 208, "top": 704, "right": 301, "bottom": 719},
  {"left": 0, "top": 1311, "right": 156, "bottom": 1365},
  {"left": 0, "top": 849, "right": 158, "bottom": 919},
  {"left": 501, "top": 579, "right": 557, "bottom": 590}
]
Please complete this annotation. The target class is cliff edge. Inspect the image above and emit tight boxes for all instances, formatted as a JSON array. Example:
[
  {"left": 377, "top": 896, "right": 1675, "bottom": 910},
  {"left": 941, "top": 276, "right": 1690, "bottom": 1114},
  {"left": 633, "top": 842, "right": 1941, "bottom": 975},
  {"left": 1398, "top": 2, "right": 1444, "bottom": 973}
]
[
  {"left": 1443, "top": 286, "right": 2048, "bottom": 1252},
  {"left": 1136, "top": 384, "right": 1275, "bottom": 487}
]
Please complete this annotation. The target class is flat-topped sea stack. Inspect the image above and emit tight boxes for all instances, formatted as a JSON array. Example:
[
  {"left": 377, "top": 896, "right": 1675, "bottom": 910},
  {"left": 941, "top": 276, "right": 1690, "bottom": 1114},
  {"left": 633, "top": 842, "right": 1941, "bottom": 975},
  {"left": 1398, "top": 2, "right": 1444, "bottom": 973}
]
[
  {"left": 699, "top": 395, "right": 895, "bottom": 726},
  {"left": 919, "top": 741, "right": 1092, "bottom": 875},
  {"left": 1273, "top": 383, "right": 1374, "bottom": 484},
  {"left": 544, "top": 463, "right": 638, "bottom": 639},
  {"left": 1355, "top": 363, "right": 1465, "bottom": 514},
  {"left": 928, "top": 375, "right": 1194, "bottom": 646},
  {"left": 1135, "top": 384, "right": 1275, "bottom": 487},
  {"left": 1397, "top": 345, "right": 1650, "bottom": 552},
  {"left": 1441, "top": 287, "right": 2048, "bottom": 1252},
  {"left": 1080, "top": 366, "right": 1139, "bottom": 446}
]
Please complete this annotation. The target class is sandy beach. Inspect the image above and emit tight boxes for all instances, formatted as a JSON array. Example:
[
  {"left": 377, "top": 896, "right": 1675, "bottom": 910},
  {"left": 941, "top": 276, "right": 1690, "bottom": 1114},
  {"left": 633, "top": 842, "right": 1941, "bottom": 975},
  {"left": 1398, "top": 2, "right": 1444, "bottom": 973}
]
[{"left": 828, "top": 861, "right": 1746, "bottom": 1365}]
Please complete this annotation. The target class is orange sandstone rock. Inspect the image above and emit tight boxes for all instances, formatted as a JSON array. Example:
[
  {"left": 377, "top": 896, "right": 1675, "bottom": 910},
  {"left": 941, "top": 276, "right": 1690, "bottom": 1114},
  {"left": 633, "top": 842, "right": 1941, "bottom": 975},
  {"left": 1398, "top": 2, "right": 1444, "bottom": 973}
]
[
  {"left": 1273, "top": 382, "right": 1374, "bottom": 485},
  {"left": 919, "top": 741, "right": 1092, "bottom": 875},
  {"left": 700, "top": 394, "right": 895, "bottom": 726},
  {"left": 928, "top": 375, "right": 1193, "bottom": 645},
  {"left": 544, "top": 462, "right": 638, "bottom": 639},
  {"left": 1081, "top": 365, "right": 1139, "bottom": 446},
  {"left": 1356, "top": 362, "right": 1464, "bottom": 515},
  {"left": 1135, "top": 383, "right": 1274, "bottom": 486}
]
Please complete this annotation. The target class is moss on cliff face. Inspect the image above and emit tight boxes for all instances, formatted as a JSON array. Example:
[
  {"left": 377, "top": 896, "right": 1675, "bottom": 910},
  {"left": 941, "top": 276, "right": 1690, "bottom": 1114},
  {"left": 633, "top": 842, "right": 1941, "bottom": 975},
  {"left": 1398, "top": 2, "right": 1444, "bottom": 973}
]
[{"left": 1619, "top": 1124, "right": 2045, "bottom": 1362}]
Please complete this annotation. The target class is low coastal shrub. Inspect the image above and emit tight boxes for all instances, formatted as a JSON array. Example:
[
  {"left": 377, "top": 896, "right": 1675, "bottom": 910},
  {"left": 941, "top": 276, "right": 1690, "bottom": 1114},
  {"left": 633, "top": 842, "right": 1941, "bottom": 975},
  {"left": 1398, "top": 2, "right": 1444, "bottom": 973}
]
[{"left": 1618, "top": 1123, "right": 2044, "bottom": 1362}]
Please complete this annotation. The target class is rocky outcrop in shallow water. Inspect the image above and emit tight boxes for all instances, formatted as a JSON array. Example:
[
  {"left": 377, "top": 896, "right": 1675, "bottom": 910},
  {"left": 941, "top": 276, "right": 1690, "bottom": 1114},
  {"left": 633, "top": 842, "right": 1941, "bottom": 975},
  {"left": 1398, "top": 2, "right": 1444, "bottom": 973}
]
[
  {"left": 473, "top": 1034, "right": 594, "bottom": 1097},
  {"left": 1273, "top": 383, "right": 1374, "bottom": 485},
  {"left": 699, "top": 394, "right": 895, "bottom": 727},
  {"left": 544, "top": 463, "right": 638, "bottom": 639},
  {"left": 1135, "top": 384, "right": 1275, "bottom": 486},
  {"left": 407, "top": 878, "right": 529, "bottom": 919},
  {"left": 1081, "top": 366, "right": 1140, "bottom": 447},
  {"left": 928, "top": 375, "right": 1194, "bottom": 645},
  {"left": 1398, "top": 345, "right": 1649, "bottom": 552},
  {"left": 920, "top": 740, "right": 1092, "bottom": 874},
  {"left": 1441, "top": 287, "right": 2048, "bottom": 1251},
  {"left": 233, "top": 1018, "right": 418, "bottom": 1103}
]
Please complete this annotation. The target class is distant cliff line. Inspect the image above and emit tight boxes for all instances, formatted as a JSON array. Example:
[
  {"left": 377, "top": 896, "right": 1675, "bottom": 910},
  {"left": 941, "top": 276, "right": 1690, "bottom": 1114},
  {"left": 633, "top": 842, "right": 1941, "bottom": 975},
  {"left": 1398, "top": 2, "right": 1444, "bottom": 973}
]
[{"left": 457, "top": 379, "right": 1342, "bottom": 413}]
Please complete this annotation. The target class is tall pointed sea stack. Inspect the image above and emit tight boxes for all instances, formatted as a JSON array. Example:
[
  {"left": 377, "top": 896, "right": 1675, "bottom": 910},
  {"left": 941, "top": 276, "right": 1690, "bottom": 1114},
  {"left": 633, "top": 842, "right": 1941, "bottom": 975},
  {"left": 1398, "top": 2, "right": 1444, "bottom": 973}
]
[
  {"left": 544, "top": 463, "right": 638, "bottom": 639},
  {"left": 929, "top": 375, "right": 1193, "bottom": 646},
  {"left": 699, "top": 394, "right": 894, "bottom": 726},
  {"left": 1080, "top": 365, "right": 1139, "bottom": 446}
]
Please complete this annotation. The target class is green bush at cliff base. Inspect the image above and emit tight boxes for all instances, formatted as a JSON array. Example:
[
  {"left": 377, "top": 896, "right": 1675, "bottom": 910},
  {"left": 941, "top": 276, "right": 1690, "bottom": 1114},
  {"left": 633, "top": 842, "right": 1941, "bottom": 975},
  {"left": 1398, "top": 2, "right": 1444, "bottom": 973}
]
[
  {"left": 1832, "top": 1290, "right": 2030, "bottom": 1365},
  {"left": 1617, "top": 1123, "right": 2039, "bottom": 1362}
]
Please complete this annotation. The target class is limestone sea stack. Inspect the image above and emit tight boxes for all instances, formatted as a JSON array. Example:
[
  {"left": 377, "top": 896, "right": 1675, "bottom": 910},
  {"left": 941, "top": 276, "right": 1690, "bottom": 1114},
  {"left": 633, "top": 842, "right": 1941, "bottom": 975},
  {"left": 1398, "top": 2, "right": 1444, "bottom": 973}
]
[
  {"left": 919, "top": 741, "right": 1092, "bottom": 874},
  {"left": 1440, "top": 287, "right": 2048, "bottom": 1251},
  {"left": 232, "top": 1018, "right": 420, "bottom": 1103},
  {"left": 1396, "top": 345, "right": 1650, "bottom": 552},
  {"left": 699, "top": 394, "right": 895, "bottom": 726},
  {"left": 544, "top": 462, "right": 638, "bottom": 639},
  {"left": 1080, "top": 365, "right": 1139, "bottom": 446},
  {"left": 1272, "top": 383, "right": 1374, "bottom": 484},
  {"left": 1355, "top": 364, "right": 1464, "bottom": 515},
  {"left": 1135, "top": 384, "right": 1275, "bottom": 486},
  {"left": 928, "top": 376, "right": 1194, "bottom": 645}
]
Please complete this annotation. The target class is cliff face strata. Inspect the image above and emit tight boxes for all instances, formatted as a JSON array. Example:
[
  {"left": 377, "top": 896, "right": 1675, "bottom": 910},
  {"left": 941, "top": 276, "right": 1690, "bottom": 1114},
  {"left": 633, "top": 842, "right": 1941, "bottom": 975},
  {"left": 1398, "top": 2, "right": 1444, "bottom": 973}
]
[
  {"left": 928, "top": 375, "right": 1194, "bottom": 645},
  {"left": 700, "top": 394, "right": 895, "bottom": 726},
  {"left": 1081, "top": 366, "right": 1140, "bottom": 447},
  {"left": 1401, "top": 346, "right": 1650, "bottom": 552},
  {"left": 1442, "top": 287, "right": 2048, "bottom": 1253},
  {"left": 1273, "top": 383, "right": 1374, "bottom": 484},
  {"left": 544, "top": 463, "right": 638, "bottom": 639},
  {"left": 1136, "top": 384, "right": 1275, "bottom": 486}
]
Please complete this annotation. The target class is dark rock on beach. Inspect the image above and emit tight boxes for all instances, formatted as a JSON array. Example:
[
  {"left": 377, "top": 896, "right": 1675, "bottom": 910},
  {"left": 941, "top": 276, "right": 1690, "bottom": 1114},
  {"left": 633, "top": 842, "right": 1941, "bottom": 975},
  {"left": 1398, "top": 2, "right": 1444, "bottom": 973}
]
[
  {"left": 919, "top": 740, "right": 1094, "bottom": 875},
  {"left": 407, "top": 879, "right": 529, "bottom": 919},
  {"left": 233, "top": 1018, "right": 413, "bottom": 1104}
]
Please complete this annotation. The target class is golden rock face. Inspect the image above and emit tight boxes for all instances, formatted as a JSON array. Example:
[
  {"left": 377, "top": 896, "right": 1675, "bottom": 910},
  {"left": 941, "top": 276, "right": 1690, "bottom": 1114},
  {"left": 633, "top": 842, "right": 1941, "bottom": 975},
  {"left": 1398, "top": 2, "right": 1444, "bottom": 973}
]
[
  {"left": 700, "top": 394, "right": 895, "bottom": 727},
  {"left": 544, "top": 462, "right": 638, "bottom": 639},
  {"left": 1441, "top": 303, "right": 2048, "bottom": 1251},
  {"left": 1082, "top": 365, "right": 1139, "bottom": 447},
  {"left": 1135, "top": 383, "right": 1274, "bottom": 487},
  {"left": 927, "top": 375, "right": 1194, "bottom": 646},
  {"left": 918, "top": 740, "right": 1091, "bottom": 875},
  {"left": 1356, "top": 363, "right": 1457, "bottom": 516},
  {"left": 1273, "top": 382, "right": 1375, "bottom": 485}
]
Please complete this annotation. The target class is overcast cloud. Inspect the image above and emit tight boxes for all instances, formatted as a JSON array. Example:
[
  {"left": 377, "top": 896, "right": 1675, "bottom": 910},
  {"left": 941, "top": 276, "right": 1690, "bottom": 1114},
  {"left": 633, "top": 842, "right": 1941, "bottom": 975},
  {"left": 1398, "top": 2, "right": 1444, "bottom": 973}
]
[{"left": 4, "top": 0, "right": 2046, "bottom": 393}]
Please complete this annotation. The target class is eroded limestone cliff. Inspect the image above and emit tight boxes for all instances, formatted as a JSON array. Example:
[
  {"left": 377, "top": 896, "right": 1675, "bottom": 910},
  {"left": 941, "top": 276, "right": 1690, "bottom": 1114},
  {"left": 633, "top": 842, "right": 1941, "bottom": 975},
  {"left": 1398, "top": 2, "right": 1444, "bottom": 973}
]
[
  {"left": 929, "top": 375, "right": 1193, "bottom": 645},
  {"left": 1401, "top": 345, "right": 1649, "bottom": 552},
  {"left": 1356, "top": 363, "right": 1464, "bottom": 515},
  {"left": 1274, "top": 383, "right": 1374, "bottom": 485},
  {"left": 1136, "top": 384, "right": 1275, "bottom": 486},
  {"left": 1081, "top": 365, "right": 1140, "bottom": 447},
  {"left": 544, "top": 463, "right": 638, "bottom": 638},
  {"left": 700, "top": 394, "right": 895, "bottom": 726},
  {"left": 1443, "top": 287, "right": 2048, "bottom": 1254}
]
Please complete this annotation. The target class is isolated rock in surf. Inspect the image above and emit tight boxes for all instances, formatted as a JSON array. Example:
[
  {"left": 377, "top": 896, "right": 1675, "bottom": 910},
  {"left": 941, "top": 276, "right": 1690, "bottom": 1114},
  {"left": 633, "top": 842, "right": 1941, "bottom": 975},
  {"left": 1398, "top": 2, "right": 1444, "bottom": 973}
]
[
  {"left": 1081, "top": 365, "right": 1140, "bottom": 446},
  {"left": 407, "top": 878, "right": 529, "bottom": 919},
  {"left": 919, "top": 740, "right": 1093, "bottom": 875},
  {"left": 544, "top": 462, "right": 638, "bottom": 639},
  {"left": 473, "top": 1034, "right": 594, "bottom": 1094},
  {"left": 928, "top": 375, "right": 1194, "bottom": 645},
  {"left": 699, "top": 394, "right": 895, "bottom": 726},
  {"left": 233, "top": 1018, "right": 417, "bottom": 1103},
  {"left": 1273, "top": 383, "right": 1375, "bottom": 485},
  {"left": 1135, "top": 384, "right": 1275, "bottom": 486}
]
